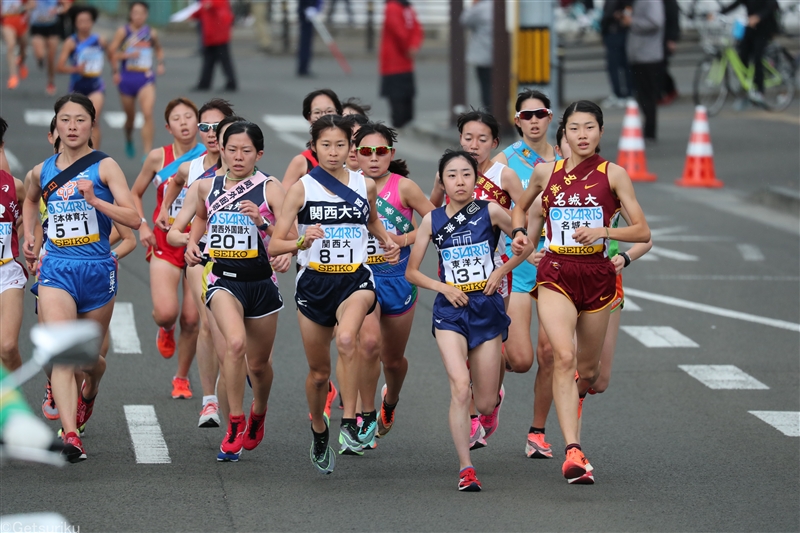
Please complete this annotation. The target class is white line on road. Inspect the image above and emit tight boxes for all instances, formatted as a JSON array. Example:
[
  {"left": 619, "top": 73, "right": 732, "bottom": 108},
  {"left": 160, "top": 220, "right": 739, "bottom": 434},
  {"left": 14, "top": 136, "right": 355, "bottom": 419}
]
[
  {"left": 737, "top": 244, "right": 765, "bottom": 261},
  {"left": 648, "top": 246, "right": 699, "bottom": 261},
  {"left": 124, "top": 405, "right": 171, "bottom": 464},
  {"left": 104, "top": 111, "right": 144, "bottom": 129},
  {"left": 649, "top": 226, "right": 687, "bottom": 236},
  {"left": 645, "top": 275, "right": 798, "bottom": 281},
  {"left": 651, "top": 236, "right": 733, "bottom": 242},
  {"left": 623, "top": 298, "right": 642, "bottom": 311},
  {"left": 3, "top": 149, "right": 22, "bottom": 174},
  {"left": 276, "top": 131, "right": 308, "bottom": 150},
  {"left": 749, "top": 411, "right": 800, "bottom": 437},
  {"left": 109, "top": 302, "right": 141, "bottom": 354},
  {"left": 625, "top": 288, "right": 800, "bottom": 333},
  {"left": 262, "top": 114, "right": 309, "bottom": 132},
  {"left": 678, "top": 364, "right": 769, "bottom": 390},
  {"left": 24, "top": 109, "right": 53, "bottom": 126},
  {"left": 621, "top": 326, "right": 698, "bottom": 347}
]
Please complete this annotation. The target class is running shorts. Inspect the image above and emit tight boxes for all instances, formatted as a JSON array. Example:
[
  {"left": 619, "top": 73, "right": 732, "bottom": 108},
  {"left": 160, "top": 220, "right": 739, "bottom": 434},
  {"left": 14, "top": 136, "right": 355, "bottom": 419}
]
[
  {"left": 432, "top": 291, "right": 510, "bottom": 351},
  {"left": 295, "top": 265, "right": 376, "bottom": 328},
  {"left": 0, "top": 260, "right": 27, "bottom": 294},
  {"left": 38, "top": 254, "right": 117, "bottom": 313},
  {"left": 610, "top": 273, "right": 624, "bottom": 313},
  {"left": 118, "top": 71, "right": 154, "bottom": 97},
  {"left": 2, "top": 15, "right": 27, "bottom": 37},
  {"left": 375, "top": 271, "right": 417, "bottom": 317},
  {"left": 69, "top": 76, "right": 104, "bottom": 96},
  {"left": 147, "top": 226, "right": 186, "bottom": 269},
  {"left": 30, "top": 23, "right": 62, "bottom": 38},
  {"left": 510, "top": 237, "right": 545, "bottom": 294},
  {"left": 532, "top": 253, "right": 616, "bottom": 314},
  {"left": 206, "top": 266, "right": 283, "bottom": 320}
]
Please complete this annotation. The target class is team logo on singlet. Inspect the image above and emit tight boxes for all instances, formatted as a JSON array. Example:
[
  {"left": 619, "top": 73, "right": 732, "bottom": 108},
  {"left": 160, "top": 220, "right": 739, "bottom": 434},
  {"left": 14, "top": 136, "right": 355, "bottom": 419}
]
[{"left": 56, "top": 181, "right": 78, "bottom": 201}]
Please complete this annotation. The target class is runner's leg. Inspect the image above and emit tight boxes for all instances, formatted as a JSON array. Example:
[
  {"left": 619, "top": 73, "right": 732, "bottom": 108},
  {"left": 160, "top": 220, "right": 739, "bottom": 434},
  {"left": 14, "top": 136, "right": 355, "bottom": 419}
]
[
  {"left": 244, "top": 314, "right": 278, "bottom": 414},
  {"left": 298, "top": 311, "right": 335, "bottom": 433},
  {"left": 334, "top": 290, "right": 374, "bottom": 420},
  {"left": 504, "top": 292, "right": 534, "bottom": 372},
  {"left": 379, "top": 307, "right": 414, "bottom": 405},
  {"left": 88, "top": 90, "right": 104, "bottom": 149},
  {"left": 436, "top": 329, "right": 472, "bottom": 470},
  {"left": 120, "top": 93, "right": 137, "bottom": 147},
  {"left": 357, "top": 305, "right": 382, "bottom": 414},
  {"left": 0, "top": 286, "right": 24, "bottom": 370},
  {"left": 137, "top": 83, "right": 156, "bottom": 154},
  {"left": 175, "top": 274, "right": 200, "bottom": 380},
  {"left": 208, "top": 290, "right": 247, "bottom": 416}
]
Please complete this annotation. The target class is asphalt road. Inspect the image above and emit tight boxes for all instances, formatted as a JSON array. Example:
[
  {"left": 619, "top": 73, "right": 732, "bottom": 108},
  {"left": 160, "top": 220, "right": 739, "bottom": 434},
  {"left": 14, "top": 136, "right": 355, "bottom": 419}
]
[{"left": 1, "top": 25, "right": 798, "bottom": 533}]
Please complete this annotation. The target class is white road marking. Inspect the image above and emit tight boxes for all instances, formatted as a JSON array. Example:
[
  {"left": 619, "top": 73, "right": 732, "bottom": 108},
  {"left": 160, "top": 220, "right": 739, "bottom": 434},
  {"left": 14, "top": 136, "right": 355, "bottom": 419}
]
[
  {"left": 737, "top": 244, "right": 765, "bottom": 261},
  {"left": 749, "top": 411, "right": 800, "bottom": 437},
  {"left": 648, "top": 246, "right": 699, "bottom": 261},
  {"left": 679, "top": 364, "right": 769, "bottom": 390},
  {"left": 621, "top": 326, "right": 698, "bottom": 347},
  {"left": 3, "top": 149, "right": 22, "bottom": 174},
  {"left": 276, "top": 131, "right": 308, "bottom": 151},
  {"left": 262, "top": 114, "right": 309, "bottom": 132},
  {"left": 104, "top": 111, "right": 144, "bottom": 129},
  {"left": 636, "top": 253, "right": 658, "bottom": 261},
  {"left": 24, "top": 109, "right": 53, "bottom": 126},
  {"left": 645, "top": 275, "right": 798, "bottom": 282},
  {"left": 623, "top": 298, "right": 642, "bottom": 311},
  {"left": 649, "top": 226, "right": 686, "bottom": 237},
  {"left": 124, "top": 405, "right": 171, "bottom": 464},
  {"left": 652, "top": 236, "right": 732, "bottom": 242},
  {"left": 625, "top": 288, "right": 800, "bottom": 333},
  {"left": 109, "top": 302, "right": 141, "bottom": 354}
]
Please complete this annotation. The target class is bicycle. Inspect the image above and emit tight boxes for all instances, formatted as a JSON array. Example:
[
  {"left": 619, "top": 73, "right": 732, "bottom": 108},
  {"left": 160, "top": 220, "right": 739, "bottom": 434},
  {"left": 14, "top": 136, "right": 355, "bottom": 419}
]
[{"left": 693, "top": 13, "right": 796, "bottom": 116}]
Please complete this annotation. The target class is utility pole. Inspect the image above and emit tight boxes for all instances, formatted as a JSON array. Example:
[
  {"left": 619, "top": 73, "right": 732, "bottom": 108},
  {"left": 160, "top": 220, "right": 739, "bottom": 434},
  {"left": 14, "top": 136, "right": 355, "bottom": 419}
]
[
  {"left": 449, "top": 0, "right": 466, "bottom": 126},
  {"left": 491, "top": 0, "right": 513, "bottom": 135}
]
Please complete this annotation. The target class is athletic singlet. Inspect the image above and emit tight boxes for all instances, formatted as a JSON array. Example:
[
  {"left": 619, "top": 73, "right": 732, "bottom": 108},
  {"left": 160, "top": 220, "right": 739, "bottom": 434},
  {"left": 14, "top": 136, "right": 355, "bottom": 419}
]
[
  {"left": 431, "top": 201, "right": 499, "bottom": 293},
  {"left": 29, "top": 0, "right": 58, "bottom": 26},
  {"left": 0, "top": 171, "right": 20, "bottom": 266},
  {"left": 41, "top": 153, "right": 113, "bottom": 258},
  {"left": 541, "top": 154, "right": 620, "bottom": 259},
  {"left": 296, "top": 170, "right": 369, "bottom": 273},
  {"left": 151, "top": 144, "right": 205, "bottom": 225},
  {"left": 166, "top": 154, "right": 207, "bottom": 225},
  {"left": 121, "top": 24, "right": 154, "bottom": 73},
  {"left": 367, "top": 173, "right": 412, "bottom": 274},
  {"left": 478, "top": 161, "right": 507, "bottom": 255},
  {"left": 70, "top": 34, "right": 104, "bottom": 81},
  {"left": 1, "top": 0, "right": 25, "bottom": 16},
  {"left": 301, "top": 149, "right": 318, "bottom": 173},
  {"left": 203, "top": 171, "right": 276, "bottom": 269}
]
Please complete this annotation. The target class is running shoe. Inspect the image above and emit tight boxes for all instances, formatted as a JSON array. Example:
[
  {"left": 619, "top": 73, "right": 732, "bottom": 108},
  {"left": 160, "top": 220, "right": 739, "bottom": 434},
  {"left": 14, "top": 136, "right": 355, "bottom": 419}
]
[
  {"left": 41, "top": 380, "right": 59, "bottom": 420},
  {"left": 198, "top": 401, "right": 220, "bottom": 428},
  {"left": 325, "top": 380, "right": 338, "bottom": 418},
  {"left": 45, "top": 83, "right": 56, "bottom": 96},
  {"left": 568, "top": 470, "right": 595, "bottom": 484},
  {"left": 310, "top": 422, "right": 335, "bottom": 474},
  {"left": 376, "top": 384, "right": 395, "bottom": 438},
  {"left": 478, "top": 384, "right": 505, "bottom": 439},
  {"left": 7, "top": 75, "right": 19, "bottom": 89},
  {"left": 243, "top": 401, "right": 266, "bottom": 451},
  {"left": 18, "top": 60, "right": 28, "bottom": 80},
  {"left": 172, "top": 377, "right": 192, "bottom": 399},
  {"left": 470, "top": 417, "right": 487, "bottom": 450},
  {"left": 562, "top": 447, "right": 593, "bottom": 481},
  {"left": 338, "top": 422, "right": 364, "bottom": 456},
  {"left": 125, "top": 139, "right": 136, "bottom": 159},
  {"left": 76, "top": 384, "right": 94, "bottom": 433},
  {"left": 218, "top": 414, "right": 247, "bottom": 461},
  {"left": 61, "top": 431, "right": 86, "bottom": 463},
  {"left": 358, "top": 412, "right": 377, "bottom": 450},
  {"left": 525, "top": 432, "right": 553, "bottom": 459},
  {"left": 458, "top": 466, "right": 482, "bottom": 492},
  {"left": 156, "top": 326, "right": 176, "bottom": 358}
]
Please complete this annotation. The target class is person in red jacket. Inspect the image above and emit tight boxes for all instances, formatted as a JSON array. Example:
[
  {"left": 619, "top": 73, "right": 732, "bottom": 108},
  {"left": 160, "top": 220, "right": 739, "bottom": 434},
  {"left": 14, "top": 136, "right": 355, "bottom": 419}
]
[
  {"left": 192, "top": 0, "right": 236, "bottom": 91},
  {"left": 379, "top": 0, "right": 423, "bottom": 128}
]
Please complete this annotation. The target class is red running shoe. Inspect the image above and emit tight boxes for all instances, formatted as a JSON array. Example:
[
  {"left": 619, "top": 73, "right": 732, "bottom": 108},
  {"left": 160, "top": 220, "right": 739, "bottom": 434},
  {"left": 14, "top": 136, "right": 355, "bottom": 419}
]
[
  {"left": 562, "top": 447, "right": 593, "bottom": 481},
  {"left": 243, "top": 402, "right": 266, "bottom": 451},
  {"left": 62, "top": 431, "right": 87, "bottom": 462},
  {"left": 458, "top": 466, "right": 482, "bottom": 492},
  {"left": 156, "top": 326, "right": 176, "bottom": 358},
  {"left": 218, "top": 415, "right": 247, "bottom": 461}
]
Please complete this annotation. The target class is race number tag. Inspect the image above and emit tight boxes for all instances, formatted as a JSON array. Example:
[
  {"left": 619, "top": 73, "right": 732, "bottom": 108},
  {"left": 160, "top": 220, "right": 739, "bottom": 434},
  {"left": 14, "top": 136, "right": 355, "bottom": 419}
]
[
  {"left": 168, "top": 187, "right": 187, "bottom": 224},
  {"left": 366, "top": 218, "right": 395, "bottom": 265},
  {"left": 441, "top": 239, "right": 493, "bottom": 292},
  {"left": 207, "top": 212, "right": 258, "bottom": 259},
  {"left": 47, "top": 200, "right": 100, "bottom": 247},
  {"left": 547, "top": 206, "right": 604, "bottom": 255},
  {"left": 78, "top": 47, "right": 104, "bottom": 77},
  {"left": 308, "top": 224, "right": 366, "bottom": 273},
  {"left": 0, "top": 222, "right": 13, "bottom": 265},
  {"left": 126, "top": 47, "right": 153, "bottom": 72}
]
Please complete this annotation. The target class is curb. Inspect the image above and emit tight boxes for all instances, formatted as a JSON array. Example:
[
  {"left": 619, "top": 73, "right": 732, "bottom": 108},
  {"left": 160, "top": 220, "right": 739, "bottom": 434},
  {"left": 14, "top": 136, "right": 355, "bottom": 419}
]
[{"left": 750, "top": 186, "right": 800, "bottom": 216}]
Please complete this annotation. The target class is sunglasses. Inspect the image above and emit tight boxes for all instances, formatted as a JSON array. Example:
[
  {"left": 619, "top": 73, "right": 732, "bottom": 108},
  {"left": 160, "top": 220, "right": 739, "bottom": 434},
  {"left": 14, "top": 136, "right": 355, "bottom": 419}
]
[
  {"left": 515, "top": 108, "right": 552, "bottom": 121},
  {"left": 198, "top": 122, "right": 219, "bottom": 132},
  {"left": 356, "top": 145, "right": 393, "bottom": 156}
]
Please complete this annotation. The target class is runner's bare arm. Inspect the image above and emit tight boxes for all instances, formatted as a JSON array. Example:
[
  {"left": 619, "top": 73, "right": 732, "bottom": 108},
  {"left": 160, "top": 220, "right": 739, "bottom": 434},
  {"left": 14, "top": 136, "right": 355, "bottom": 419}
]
[
  {"left": 429, "top": 172, "right": 445, "bottom": 207},
  {"left": 22, "top": 164, "right": 44, "bottom": 263},
  {"left": 167, "top": 180, "right": 200, "bottom": 247},
  {"left": 511, "top": 161, "right": 551, "bottom": 250},
  {"left": 268, "top": 180, "right": 311, "bottom": 256},
  {"left": 157, "top": 160, "right": 190, "bottom": 230},
  {"left": 110, "top": 221, "right": 137, "bottom": 259},
  {"left": 500, "top": 165, "right": 524, "bottom": 206},
  {"left": 151, "top": 28, "right": 165, "bottom": 75},
  {"left": 491, "top": 151, "right": 509, "bottom": 166},
  {"left": 88, "top": 159, "right": 141, "bottom": 229},
  {"left": 484, "top": 202, "right": 533, "bottom": 295},
  {"left": 56, "top": 38, "right": 78, "bottom": 74},
  {"left": 596, "top": 163, "right": 650, "bottom": 244},
  {"left": 131, "top": 149, "right": 162, "bottom": 247},
  {"left": 263, "top": 179, "right": 295, "bottom": 272},
  {"left": 397, "top": 177, "right": 435, "bottom": 247},
  {"left": 281, "top": 155, "right": 309, "bottom": 192}
]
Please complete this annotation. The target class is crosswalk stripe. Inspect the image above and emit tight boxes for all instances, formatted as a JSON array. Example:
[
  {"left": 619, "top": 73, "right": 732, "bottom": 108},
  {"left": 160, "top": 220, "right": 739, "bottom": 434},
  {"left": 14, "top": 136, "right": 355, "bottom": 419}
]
[
  {"left": 104, "top": 111, "right": 144, "bottom": 129},
  {"left": 4, "top": 149, "right": 23, "bottom": 174},
  {"left": 748, "top": 411, "right": 800, "bottom": 437},
  {"left": 262, "top": 114, "right": 309, "bottom": 132},
  {"left": 124, "top": 405, "right": 171, "bottom": 464},
  {"left": 24, "top": 109, "right": 53, "bottom": 127},
  {"left": 623, "top": 298, "right": 642, "bottom": 311},
  {"left": 678, "top": 364, "right": 769, "bottom": 390},
  {"left": 648, "top": 246, "right": 699, "bottom": 261},
  {"left": 109, "top": 302, "right": 142, "bottom": 354},
  {"left": 737, "top": 244, "right": 765, "bottom": 261},
  {"left": 621, "top": 326, "right": 698, "bottom": 347}
]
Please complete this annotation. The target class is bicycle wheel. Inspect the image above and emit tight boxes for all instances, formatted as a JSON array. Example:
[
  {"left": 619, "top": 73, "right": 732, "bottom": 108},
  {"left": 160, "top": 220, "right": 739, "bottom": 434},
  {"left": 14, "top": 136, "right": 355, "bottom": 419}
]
[
  {"left": 761, "top": 46, "right": 795, "bottom": 111},
  {"left": 694, "top": 56, "right": 728, "bottom": 116}
]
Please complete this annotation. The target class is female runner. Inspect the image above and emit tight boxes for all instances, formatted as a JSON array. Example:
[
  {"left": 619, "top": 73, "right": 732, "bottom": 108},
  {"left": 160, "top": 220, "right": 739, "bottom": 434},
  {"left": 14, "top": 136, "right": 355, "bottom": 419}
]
[
  {"left": 406, "top": 149, "right": 532, "bottom": 491},
  {"left": 511, "top": 100, "right": 650, "bottom": 484}
]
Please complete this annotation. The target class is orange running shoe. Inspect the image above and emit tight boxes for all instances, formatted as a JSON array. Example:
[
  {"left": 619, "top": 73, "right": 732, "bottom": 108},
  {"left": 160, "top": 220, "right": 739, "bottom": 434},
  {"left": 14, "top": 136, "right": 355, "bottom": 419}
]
[
  {"left": 171, "top": 376, "right": 192, "bottom": 399},
  {"left": 562, "top": 447, "right": 593, "bottom": 481},
  {"left": 324, "top": 380, "right": 337, "bottom": 419},
  {"left": 7, "top": 75, "right": 19, "bottom": 89},
  {"left": 156, "top": 326, "right": 176, "bottom": 358},
  {"left": 525, "top": 432, "right": 553, "bottom": 458},
  {"left": 46, "top": 82, "right": 56, "bottom": 96},
  {"left": 18, "top": 63, "right": 28, "bottom": 80}
]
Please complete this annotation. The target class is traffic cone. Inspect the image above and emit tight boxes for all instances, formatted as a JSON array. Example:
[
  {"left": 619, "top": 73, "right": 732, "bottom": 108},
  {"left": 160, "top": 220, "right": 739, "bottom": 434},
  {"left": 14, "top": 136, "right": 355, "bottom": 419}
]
[
  {"left": 617, "top": 99, "right": 656, "bottom": 182},
  {"left": 675, "top": 106, "right": 723, "bottom": 188}
]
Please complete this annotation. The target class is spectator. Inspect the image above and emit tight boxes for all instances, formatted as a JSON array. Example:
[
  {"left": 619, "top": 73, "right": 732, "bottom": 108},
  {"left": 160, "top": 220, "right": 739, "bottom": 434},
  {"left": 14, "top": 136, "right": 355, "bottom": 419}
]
[
  {"left": 193, "top": 0, "right": 237, "bottom": 91},
  {"left": 379, "top": 0, "right": 423, "bottom": 129},
  {"left": 326, "top": 0, "right": 353, "bottom": 25},
  {"left": 460, "top": 0, "right": 493, "bottom": 112},
  {"left": 659, "top": 0, "right": 680, "bottom": 105},
  {"left": 297, "top": 0, "right": 321, "bottom": 77},
  {"left": 720, "top": 0, "right": 780, "bottom": 106},
  {"left": 624, "top": 0, "right": 664, "bottom": 140},
  {"left": 251, "top": 0, "right": 272, "bottom": 52},
  {"left": 600, "top": 0, "right": 633, "bottom": 108}
]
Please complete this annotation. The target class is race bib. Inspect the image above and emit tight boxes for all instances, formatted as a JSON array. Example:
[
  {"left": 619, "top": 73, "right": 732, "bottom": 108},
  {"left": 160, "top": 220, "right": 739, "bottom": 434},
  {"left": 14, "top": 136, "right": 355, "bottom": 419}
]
[
  {"left": 47, "top": 200, "right": 100, "bottom": 247},
  {"left": 207, "top": 212, "right": 258, "bottom": 259},
  {"left": 441, "top": 239, "right": 493, "bottom": 292},
  {"left": 308, "top": 224, "right": 366, "bottom": 273},
  {"left": 366, "top": 218, "right": 395, "bottom": 265},
  {"left": 126, "top": 46, "right": 153, "bottom": 72},
  {"left": 547, "top": 206, "right": 604, "bottom": 255},
  {"left": 78, "top": 47, "right": 104, "bottom": 77},
  {"left": 168, "top": 187, "right": 187, "bottom": 224},
  {"left": 0, "top": 222, "right": 13, "bottom": 265}
]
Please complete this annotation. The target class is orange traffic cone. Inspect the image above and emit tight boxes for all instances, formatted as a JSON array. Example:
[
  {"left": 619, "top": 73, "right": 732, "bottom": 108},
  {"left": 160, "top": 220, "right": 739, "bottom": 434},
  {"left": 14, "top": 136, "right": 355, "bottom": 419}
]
[
  {"left": 617, "top": 99, "right": 656, "bottom": 182},
  {"left": 675, "top": 106, "right": 723, "bottom": 188}
]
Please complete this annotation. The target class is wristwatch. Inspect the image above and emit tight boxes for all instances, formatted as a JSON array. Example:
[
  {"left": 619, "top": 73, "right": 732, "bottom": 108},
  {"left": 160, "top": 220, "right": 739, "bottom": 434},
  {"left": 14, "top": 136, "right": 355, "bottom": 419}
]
[{"left": 257, "top": 217, "right": 271, "bottom": 231}]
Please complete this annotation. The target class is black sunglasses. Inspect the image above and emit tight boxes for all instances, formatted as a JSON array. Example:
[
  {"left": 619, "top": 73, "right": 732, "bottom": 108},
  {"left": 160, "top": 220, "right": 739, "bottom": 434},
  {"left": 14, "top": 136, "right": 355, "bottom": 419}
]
[{"left": 515, "top": 108, "right": 552, "bottom": 121}]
